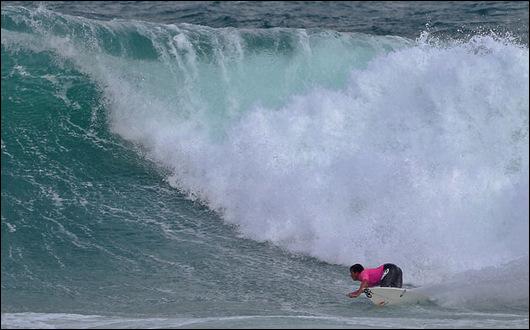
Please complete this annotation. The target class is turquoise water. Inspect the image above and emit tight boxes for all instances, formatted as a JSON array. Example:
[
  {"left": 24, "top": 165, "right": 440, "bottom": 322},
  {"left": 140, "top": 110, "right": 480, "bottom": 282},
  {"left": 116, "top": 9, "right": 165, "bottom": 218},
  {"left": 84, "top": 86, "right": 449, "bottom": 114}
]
[{"left": 1, "top": 2, "right": 529, "bottom": 328}]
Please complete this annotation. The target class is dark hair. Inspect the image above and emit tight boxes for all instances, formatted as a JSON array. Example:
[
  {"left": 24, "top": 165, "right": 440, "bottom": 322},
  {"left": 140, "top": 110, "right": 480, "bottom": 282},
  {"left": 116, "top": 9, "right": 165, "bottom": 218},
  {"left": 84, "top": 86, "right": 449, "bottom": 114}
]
[{"left": 350, "top": 264, "right": 364, "bottom": 273}]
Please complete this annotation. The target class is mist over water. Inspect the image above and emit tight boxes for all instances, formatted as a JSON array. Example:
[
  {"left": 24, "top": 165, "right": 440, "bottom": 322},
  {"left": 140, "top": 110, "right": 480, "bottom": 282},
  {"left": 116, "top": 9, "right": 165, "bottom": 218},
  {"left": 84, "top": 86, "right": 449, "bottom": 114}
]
[{"left": 2, "top": 3, "right": 529, "bottom": 328}]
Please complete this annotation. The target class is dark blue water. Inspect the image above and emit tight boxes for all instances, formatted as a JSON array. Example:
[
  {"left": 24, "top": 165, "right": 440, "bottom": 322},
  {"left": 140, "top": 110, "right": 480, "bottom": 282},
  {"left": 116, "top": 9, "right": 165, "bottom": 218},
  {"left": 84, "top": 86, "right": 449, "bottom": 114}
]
[
  {"left": 2, "top": 2, "right": 528, "bottom": 328},
  {"left": 4, "top": 1, "right": 529, "bottom": 42}
]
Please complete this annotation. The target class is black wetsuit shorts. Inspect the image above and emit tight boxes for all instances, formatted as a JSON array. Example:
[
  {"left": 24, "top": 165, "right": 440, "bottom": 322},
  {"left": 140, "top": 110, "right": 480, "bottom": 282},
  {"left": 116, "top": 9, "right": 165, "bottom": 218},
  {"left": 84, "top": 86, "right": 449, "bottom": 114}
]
[{"left": 380, "top": 263, "right": 403, "bottom": 288}]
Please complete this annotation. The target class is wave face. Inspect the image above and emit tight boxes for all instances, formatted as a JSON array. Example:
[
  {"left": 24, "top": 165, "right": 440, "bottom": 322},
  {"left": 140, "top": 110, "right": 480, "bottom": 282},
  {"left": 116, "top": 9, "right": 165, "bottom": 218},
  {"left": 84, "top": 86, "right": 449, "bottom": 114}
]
[{"left": 1, "top": 4, "right": 529, "bottom": 319}]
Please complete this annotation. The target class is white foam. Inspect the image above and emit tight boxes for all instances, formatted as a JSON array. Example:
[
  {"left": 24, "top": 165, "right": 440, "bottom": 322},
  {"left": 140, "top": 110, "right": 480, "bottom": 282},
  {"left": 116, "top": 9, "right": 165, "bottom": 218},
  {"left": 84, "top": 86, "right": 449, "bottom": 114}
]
[
  {"left": 125, "top": 34, "right": 528, "bottom": 285},
  {"left": 104, "top": 33, "right": 528, "bottom": 284}
]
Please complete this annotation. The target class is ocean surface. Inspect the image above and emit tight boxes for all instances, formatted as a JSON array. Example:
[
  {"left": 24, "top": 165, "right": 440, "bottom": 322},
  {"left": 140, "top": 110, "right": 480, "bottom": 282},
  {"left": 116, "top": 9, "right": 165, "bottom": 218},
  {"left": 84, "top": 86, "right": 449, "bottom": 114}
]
[{"left": 1, "top": 1, "right": 529, "bottom": 328}]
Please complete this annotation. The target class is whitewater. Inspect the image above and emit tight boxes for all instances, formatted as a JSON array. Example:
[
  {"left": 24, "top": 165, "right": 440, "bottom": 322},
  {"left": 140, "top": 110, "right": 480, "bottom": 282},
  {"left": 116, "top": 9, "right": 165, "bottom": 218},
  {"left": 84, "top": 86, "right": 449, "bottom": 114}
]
[{"left": 1, "top": 3, "right": 528, "bottom": 328}]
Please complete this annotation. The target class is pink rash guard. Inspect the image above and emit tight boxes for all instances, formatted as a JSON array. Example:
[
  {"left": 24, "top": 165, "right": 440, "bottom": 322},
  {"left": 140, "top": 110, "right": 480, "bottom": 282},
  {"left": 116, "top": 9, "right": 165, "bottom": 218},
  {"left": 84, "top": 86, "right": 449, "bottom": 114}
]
[{"left": 359, "top": 265, "right": 385, "bottom": 287}]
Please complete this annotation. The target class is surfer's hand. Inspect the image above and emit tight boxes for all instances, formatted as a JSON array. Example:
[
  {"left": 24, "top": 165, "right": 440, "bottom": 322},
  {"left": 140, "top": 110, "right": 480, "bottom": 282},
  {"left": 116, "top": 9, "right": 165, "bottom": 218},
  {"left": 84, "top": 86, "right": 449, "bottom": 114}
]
[{"left": 348, "top": 292, "right": 358, "bottom": 298}]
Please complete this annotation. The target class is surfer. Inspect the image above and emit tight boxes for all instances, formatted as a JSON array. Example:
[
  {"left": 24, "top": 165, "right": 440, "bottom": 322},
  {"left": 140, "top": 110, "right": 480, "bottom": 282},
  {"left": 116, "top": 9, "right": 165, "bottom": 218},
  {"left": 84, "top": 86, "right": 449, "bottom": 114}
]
[{"left": 347, "top": 263, "right": 403, "bottom": 298}]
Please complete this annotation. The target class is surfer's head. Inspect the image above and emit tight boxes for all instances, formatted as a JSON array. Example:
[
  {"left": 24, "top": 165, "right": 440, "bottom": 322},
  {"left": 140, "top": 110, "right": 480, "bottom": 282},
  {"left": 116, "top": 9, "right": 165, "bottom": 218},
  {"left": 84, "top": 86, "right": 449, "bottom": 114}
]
[{"left": 349, "top": 264, "right": 364, "bottom": 280}]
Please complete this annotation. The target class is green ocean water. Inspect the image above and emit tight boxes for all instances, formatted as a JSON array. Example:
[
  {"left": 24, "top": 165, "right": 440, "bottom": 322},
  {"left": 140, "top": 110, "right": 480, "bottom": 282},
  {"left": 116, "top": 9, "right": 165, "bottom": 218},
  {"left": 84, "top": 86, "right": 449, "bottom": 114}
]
[{"left": 1, "top": 2, "right": 529, "bottom": 328}]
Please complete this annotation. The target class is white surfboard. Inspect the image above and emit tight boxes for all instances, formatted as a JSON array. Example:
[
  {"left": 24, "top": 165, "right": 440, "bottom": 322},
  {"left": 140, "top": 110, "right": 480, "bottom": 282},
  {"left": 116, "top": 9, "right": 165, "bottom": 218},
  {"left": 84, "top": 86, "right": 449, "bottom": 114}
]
[{"left": 363, "top": 287, "right": 429, "bottom": 306}]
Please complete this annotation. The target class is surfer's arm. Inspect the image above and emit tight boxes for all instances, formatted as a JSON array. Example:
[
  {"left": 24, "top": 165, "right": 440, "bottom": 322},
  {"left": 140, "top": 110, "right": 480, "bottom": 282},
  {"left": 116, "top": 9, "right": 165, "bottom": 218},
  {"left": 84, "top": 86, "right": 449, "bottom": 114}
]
[{"left": 348, "top": 280, "right": 369, "bottom": 298}]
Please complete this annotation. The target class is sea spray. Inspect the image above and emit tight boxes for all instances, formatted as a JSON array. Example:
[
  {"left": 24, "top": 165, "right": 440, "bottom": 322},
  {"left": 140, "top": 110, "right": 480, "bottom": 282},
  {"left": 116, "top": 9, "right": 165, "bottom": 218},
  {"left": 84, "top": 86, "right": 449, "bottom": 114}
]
[{"left": 423, "top": 256, "right": 529, "bottom": 310}]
